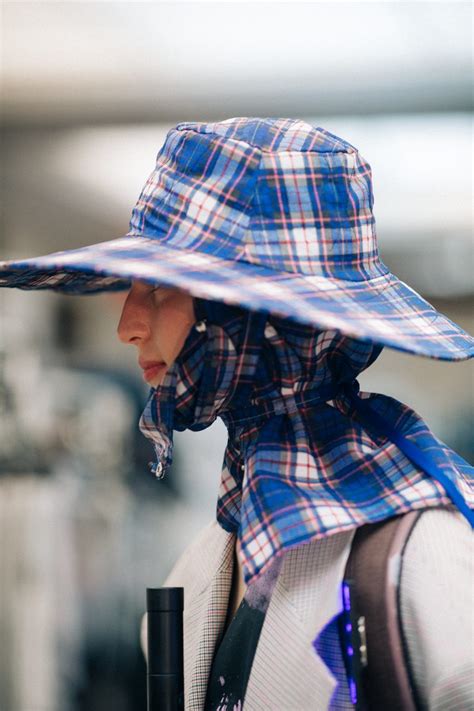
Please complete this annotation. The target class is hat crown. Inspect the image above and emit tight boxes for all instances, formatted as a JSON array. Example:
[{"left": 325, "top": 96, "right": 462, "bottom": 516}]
[
  {"left": 174, "top": 116, "right": 359, "bottom": 154},
  {"left": 2, "top": 116, "right": 473, "bottom": 360},
  {"left": 127, "top": 117, "right": 389, "bottom": 282}
]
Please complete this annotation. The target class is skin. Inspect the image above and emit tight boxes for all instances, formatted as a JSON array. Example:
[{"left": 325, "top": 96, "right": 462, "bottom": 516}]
[
  {"left": 118, "top": 279, "right": 246, "bottom": 633},
  {"left": 117, "top": 278, "right": 197, "bottom": 387}
]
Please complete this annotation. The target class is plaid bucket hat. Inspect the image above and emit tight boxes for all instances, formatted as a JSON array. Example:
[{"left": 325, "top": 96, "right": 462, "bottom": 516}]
[{"left": 1, "top": 116, "right": 473, "bottom": 361}]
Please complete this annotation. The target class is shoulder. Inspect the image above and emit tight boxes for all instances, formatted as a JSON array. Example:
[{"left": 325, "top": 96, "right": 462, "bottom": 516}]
[
  {"left": 163, "top": 518, "right": 232, "bottom": 589},
  {"left": 140, "top": 518, "right": 229, "bottom": 660},
  {"left": 400, "top": 506, "right": 473, "bottom": 709},
  {"left": 400, "top": 506, "right": 472, "bottom": 591},
  {"left": 403, "top": 504, "right": 471, "bottom": 554},
  {"left": 163, "top": 518, "right": 216, "bottom": 584}
]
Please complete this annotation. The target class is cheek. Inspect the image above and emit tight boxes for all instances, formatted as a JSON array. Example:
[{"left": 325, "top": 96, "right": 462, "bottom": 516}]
[{"left": 152, "top": 299, "right": 195, "bottom": 362}]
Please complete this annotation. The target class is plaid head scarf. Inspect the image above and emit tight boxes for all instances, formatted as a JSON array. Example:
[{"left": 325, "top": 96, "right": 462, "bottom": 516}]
[{"left": 139, "top": 298, "right": 473, "bottom": 585}]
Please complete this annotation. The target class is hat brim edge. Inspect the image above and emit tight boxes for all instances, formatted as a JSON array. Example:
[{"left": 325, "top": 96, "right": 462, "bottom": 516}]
[{"left": 1, "top": 236, "right": 473, "bottom": 363}]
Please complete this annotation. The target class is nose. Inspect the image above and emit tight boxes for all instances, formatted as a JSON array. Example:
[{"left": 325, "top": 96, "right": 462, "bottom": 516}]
[{"left": 116, "top": 291, "right": 150, "bottom": 345}]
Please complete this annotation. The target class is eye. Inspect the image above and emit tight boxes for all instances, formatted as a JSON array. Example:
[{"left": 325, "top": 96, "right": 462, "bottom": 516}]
[
  {"left": 149, "top": 285, "right": 163, "bottom": 295},
  {"left": 149, "top": 285, "right": 167, "bottom": 303}
]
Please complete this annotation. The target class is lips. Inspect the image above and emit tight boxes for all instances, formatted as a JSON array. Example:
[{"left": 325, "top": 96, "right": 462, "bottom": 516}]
[{"left": 139, "top": 359, "right": 167, "bottom": 383}]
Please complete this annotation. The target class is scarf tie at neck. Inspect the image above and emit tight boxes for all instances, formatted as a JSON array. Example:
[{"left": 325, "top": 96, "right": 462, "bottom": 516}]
[{"left": 139, "top": 299, "right": 474, "bottom": 585}]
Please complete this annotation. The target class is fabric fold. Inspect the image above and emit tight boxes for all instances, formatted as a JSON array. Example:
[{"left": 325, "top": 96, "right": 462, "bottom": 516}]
[{"left": 138, "top": 297, "right": 473, "bottom": 585}]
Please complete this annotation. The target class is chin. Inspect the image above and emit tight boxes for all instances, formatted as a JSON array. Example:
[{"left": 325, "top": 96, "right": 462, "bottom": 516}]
[{"left": 151, "top": 372, "right": 167, "bottom": 388}]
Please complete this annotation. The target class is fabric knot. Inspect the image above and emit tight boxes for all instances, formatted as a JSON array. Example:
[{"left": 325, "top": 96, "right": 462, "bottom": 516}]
[
  {"left": 333, "top": 379, "right": 361, "bottom": 417},
  {"left": 222, "top": 381, "right": 352, "bottom": 428}
]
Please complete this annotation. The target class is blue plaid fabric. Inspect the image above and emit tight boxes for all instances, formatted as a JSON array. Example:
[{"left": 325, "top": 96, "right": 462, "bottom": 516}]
[
  {"left": 1, "top": 117, "right": 473, "bottom": 361},
  {"left": 138, "top": 297, "right": 473, "bottom": 586}
]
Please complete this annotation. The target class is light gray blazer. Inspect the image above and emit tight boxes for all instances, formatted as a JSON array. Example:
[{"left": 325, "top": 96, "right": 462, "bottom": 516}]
[{"left": 143, "top": 506, "right": 473, "bottom": 711}]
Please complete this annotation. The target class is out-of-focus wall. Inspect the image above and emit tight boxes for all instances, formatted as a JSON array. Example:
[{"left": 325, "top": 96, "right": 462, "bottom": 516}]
[{"left": 1, "top": 3, "right": 472, "bottom": 710}]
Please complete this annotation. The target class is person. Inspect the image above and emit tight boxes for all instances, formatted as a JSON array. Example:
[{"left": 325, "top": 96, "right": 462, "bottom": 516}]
[
  {"left": 1, "top": 117, "right": 473, "bottom": 710},
  {"left": 120, "top": 279, "right": 472, "bottom": 711}
]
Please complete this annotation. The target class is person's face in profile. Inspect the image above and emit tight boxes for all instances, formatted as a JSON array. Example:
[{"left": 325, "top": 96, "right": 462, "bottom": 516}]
[{"left": 117, "top": 278, "right": 195, "bottom": 388}]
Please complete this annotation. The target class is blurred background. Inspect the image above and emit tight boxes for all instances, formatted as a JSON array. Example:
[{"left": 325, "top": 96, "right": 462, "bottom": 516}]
[{"left": 1, "top": 2, "right": 473, "bottom": 709}]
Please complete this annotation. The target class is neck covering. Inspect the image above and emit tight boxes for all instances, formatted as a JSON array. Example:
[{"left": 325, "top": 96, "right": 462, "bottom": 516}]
[{"left": 139, "top": 298, "right": 473, "bottom": 585}]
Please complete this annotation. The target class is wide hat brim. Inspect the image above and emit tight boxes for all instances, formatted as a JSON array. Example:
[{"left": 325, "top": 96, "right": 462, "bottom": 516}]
[{"left": 1, "top": 235, "right": 473, "bottom": 362}]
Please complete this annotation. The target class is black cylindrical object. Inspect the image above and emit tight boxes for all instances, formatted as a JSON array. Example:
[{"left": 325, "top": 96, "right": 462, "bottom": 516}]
[{"left": 146, "top": 587, "right": 184, "bottom": 711}]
